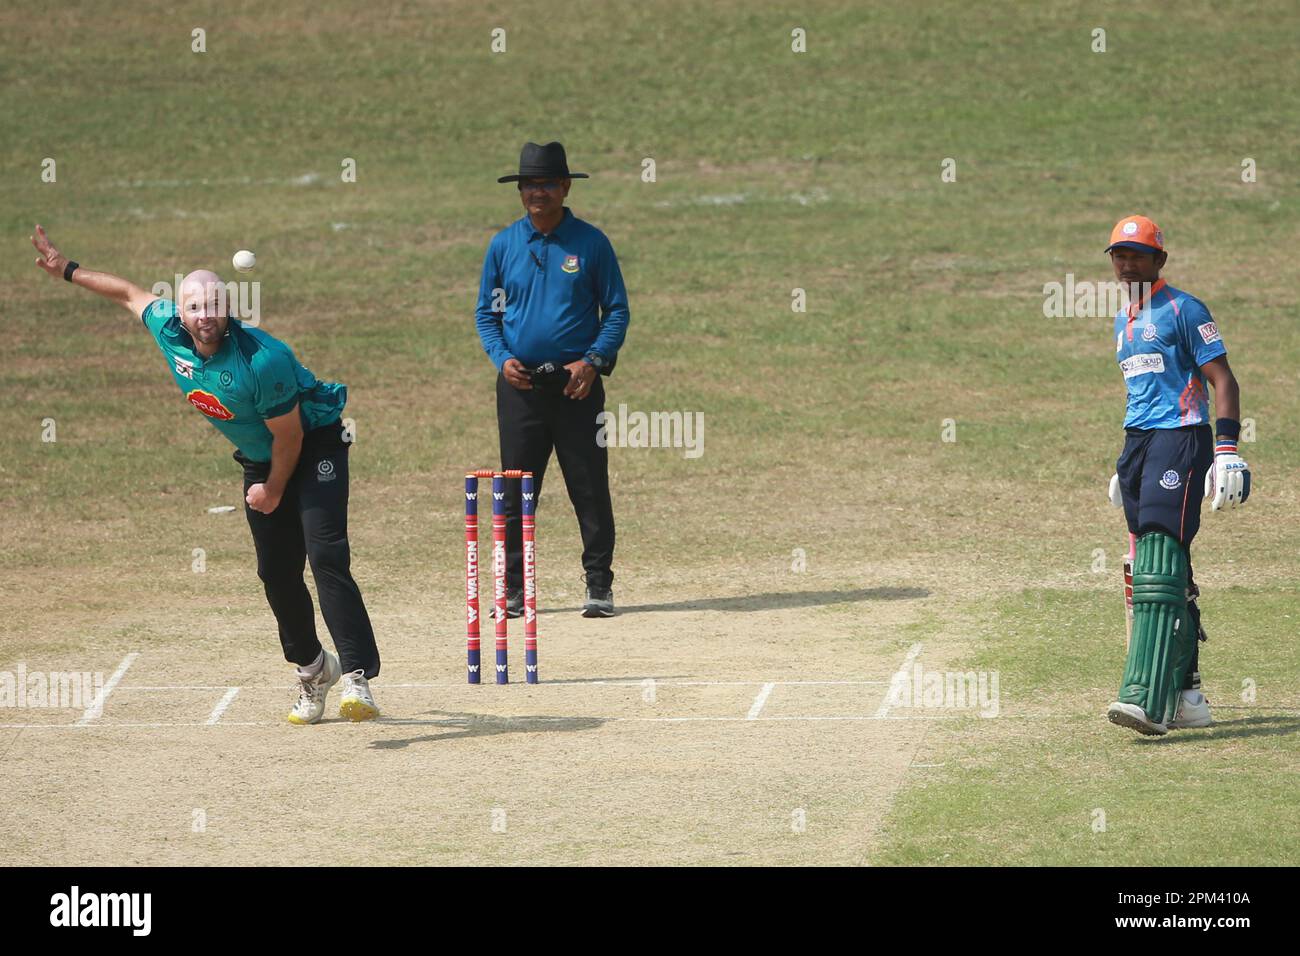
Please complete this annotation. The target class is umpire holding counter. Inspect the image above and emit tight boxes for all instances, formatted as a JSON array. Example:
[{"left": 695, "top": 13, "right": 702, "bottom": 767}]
[{"left": 475, "top": 142, "right": 630, "bottom": 617}]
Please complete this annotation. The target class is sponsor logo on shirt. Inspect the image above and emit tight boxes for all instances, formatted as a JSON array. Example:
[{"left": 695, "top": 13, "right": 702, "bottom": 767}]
[
  {"left": 174, "top": 358, "right": 195, "bottom": 379},
  {"left": 1159, "top": 469, "right": 1183, "bottom": 491},
  {"left": 186, "top": 389, "right": 235, "bottom": 421},
  {"left": 562, "top": 255, "right": 580, "bottom": 274},
  {"left": 1198, "top": 321, "right": 1221, "bottom": 344},
  {"left": 1119, "top": 353, "right": 1165, "bottom": 378}
]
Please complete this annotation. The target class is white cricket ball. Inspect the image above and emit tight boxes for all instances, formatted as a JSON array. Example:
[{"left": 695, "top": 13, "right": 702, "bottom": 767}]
[{"left": 233, "top": 249, "right": 256, "bottom": 273}]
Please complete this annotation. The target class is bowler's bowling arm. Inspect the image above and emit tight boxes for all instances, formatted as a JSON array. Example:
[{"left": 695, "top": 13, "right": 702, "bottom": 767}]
[
  {"left": 30, "top": 223, "right": 158, "bottom": 318},
  {"left": 68, "top": 266, "right": 158, "bottom": 318}
]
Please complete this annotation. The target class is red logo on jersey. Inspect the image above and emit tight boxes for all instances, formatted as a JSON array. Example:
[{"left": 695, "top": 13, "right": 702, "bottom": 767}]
[{"left": 186, "top": 389, "right": 235, "bottom": 421}]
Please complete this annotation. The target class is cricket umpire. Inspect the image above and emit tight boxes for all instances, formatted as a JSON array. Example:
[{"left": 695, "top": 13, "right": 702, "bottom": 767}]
[
  {"left": 1102, "top": 216, "right": 1251, "bottom": 736},
  {"left": 475, "top": 142, "right": 630, "bottom": 617},
  {"left": 31, "top": 225, "right": 381, "bottom": 724}
]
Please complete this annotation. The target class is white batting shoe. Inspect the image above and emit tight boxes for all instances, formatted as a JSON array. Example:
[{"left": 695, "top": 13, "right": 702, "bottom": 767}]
[
  {"left": 339, "top": 669, "right": 380, "bottom": 722},
  {"left": 1107, "top": 701, "right": 1168, "bottom": 736},
  {"left": 287, "top": 650, "right": 341, "bottom": 725},
  {"left": 1168, "top": 690, "right": 1214, "bottom": 729}
]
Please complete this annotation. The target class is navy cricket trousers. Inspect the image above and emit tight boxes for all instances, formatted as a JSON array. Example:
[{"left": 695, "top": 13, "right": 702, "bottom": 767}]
[{"left": 1114, "top": 423, "right": 1214, "bottom": 687}]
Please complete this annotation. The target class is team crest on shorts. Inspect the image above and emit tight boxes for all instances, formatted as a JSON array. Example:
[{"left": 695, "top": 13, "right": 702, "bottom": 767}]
[
  {"left": 186, "top": 389, "right": 234, "bottom": 421},
  {"left": 316, "top": 459, "right": 336, "bottom": 482},
  {"left": 1159, "top": 469, "right": 1182, "bottom": 490},
  {"left": 562, "top": 255, "right": 580, "bottom": 273}
]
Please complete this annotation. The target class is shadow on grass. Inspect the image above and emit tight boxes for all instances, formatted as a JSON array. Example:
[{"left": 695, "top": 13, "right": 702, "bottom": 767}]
[
  {"left": 1138, "top": 714, "right": 1300, "bottom": 744},
  {"left": 368, "top": 710, "right": 605, "bottom": 748},
  {"left": 539, "top": 586, "right": 929, "bottom": 616}
]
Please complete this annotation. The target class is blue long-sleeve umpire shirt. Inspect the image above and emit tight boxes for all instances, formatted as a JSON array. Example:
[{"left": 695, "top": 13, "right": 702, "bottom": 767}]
[{"left": 475, "top": 207, "right": 630, "bottom": 372}]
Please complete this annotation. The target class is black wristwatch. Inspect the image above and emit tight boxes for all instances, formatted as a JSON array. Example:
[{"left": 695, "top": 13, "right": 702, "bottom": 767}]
[{"left": 583, "top": 352, "right": 608, "bottom": 371}]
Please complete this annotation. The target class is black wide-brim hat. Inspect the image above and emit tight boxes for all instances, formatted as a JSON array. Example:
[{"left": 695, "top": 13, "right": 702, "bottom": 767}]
[{"left": 498, "top": 141, "right": 589, "bottom": 183}]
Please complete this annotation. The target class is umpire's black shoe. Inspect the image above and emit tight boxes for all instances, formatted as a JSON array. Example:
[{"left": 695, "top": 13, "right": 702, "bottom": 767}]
[
  {"left": 582, "top": 586, "right": 615, "bottom": 618},
  {"left": 504, "top": 587, "right": 524, "bottom": 619}
]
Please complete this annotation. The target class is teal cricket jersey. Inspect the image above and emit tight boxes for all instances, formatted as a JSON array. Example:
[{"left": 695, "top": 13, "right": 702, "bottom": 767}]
[
  {"left": 141, "top": 299, "right": 346, "bottom": 462},
  {"left": 1114, "top": 279, "right": 1226, "bottom": 430}
]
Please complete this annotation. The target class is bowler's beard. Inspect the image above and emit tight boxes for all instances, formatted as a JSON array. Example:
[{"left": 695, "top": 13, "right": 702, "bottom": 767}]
[{"left": 188, "top": 317, "right": 228, "bottom": 346}]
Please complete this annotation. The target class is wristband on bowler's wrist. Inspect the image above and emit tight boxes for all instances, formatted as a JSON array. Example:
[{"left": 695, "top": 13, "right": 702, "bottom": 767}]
[{"left": 63, "top": 260, "right": 79, "bottom": 282}]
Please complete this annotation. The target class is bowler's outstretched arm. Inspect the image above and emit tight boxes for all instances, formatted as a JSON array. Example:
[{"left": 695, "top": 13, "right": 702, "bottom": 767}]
[{"left": 31, "top": 223, "right": 158, "bottom": 317}]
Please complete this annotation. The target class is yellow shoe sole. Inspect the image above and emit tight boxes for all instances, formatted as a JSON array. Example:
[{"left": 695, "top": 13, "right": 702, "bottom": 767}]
[
  {"left": 339, "top": 698, "right": 379, "bottom": 722},
  {"left": 287, "top": 711, "right": 319, "bottom": 726}
]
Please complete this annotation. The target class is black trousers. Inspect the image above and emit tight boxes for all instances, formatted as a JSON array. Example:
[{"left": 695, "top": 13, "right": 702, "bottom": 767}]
[
  {"left": 1115, "top": 424, "right": 1213, "bottom": 689},
  {"left": 496, "top": 372, "right": 615, "bottom": 590},
  {"left": 235, "top": 421, "right": 380, "bottom": 678}
]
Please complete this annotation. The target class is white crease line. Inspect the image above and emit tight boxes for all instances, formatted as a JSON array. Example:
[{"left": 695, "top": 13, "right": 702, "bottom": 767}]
[
  {"left": 874, "top": 642, "right": 924, "bottom": 720},
  {"left": 205, "top": 687, "right": 241, "bottom": 725},
  {"left": 116, "top": 679, "right": 891, "bottom": 691},
  {"left": 76, "top": 653, "right": 138, "bottom": 725},
  {"left": 746, "top": 683, "right": 776, "bottom": 720},
  {"left": 0, "top": 714, "right": 963, "bottom": 729},
  {"left": 6, "top": 711, "right": 1286, "bottom": 730}
]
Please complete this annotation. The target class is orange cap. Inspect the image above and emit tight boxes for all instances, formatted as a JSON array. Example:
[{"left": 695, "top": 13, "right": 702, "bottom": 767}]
[{"left": 1106, "top": 215, "right": 1164, "bottom": 253}]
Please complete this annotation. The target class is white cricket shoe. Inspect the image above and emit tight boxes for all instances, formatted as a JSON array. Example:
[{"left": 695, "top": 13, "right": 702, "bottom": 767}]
[
  {"left": 1168, "top": 689, "right": 1214, "bottom": 729},
  {"left": 287, "top": 650, "right": 342, "bottom": 725},
  {"left": 339, "top": 669, "right": 380, "bottom": 722},
  {"left": 1107, "top": 701, "right": 1168, "bottom": 736}
]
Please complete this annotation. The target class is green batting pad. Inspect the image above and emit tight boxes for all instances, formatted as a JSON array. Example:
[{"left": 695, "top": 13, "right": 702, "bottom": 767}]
[{"left": 1117, "top": 533, "right": 1196, "bottom": 724}]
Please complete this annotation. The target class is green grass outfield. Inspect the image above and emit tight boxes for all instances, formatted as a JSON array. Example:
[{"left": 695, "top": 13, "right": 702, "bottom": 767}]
[{"left": 2, "top": 0, "right": 1297, "bottom": 864}]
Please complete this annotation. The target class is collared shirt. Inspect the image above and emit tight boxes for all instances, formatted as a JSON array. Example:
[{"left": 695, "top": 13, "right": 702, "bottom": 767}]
[
  {"left": 1113, "top": 279, "right": 1226, "bottom": 429},
  {"left": 475, "top": 207, "right": 629, "bottom": 371},
  {"left": 142, "top": 299, "right": 346, "bottom": 462}
]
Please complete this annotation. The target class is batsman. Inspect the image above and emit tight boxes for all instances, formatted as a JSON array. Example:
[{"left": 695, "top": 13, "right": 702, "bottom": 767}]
[{"left": 1103, "top": 216, "right": 1251, "bottom": 736}]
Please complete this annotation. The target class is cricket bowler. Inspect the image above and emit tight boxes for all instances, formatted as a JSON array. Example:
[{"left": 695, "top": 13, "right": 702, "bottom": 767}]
[
  {"left": 31, "top": 224, "right": 382, "bottom": 724},
  {"left": 1102, "top": 215, "right": 1251, "bottom": 736}
]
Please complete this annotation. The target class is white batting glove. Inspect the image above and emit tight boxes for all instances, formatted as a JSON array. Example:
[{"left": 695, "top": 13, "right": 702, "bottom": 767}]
[
  {"left": 1108, "top": 473, "right": 1124, "bottom": 508},
  {"left": 1204, "top": 440, "right": 1252, "bottom": 511}
]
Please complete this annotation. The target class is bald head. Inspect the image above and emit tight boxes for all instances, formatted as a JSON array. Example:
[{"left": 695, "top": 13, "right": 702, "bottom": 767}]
[
  {"left": 179, "top": 270, "right": 225, "bottom": 312},
  {"left": 177, "top": 269, "right": 230, "bottom": 353}
]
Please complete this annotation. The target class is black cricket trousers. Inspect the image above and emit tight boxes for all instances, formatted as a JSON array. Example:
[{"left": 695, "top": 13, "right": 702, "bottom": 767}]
[
  {"left": 496, "top": 372, "right": 615, "bottom": 591},
  {"left": 235, "top": 421, "right": 380, "bottom": 678},
  {"left": 1114, "top": 423, "right": 1214, "bottom": 689}
]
